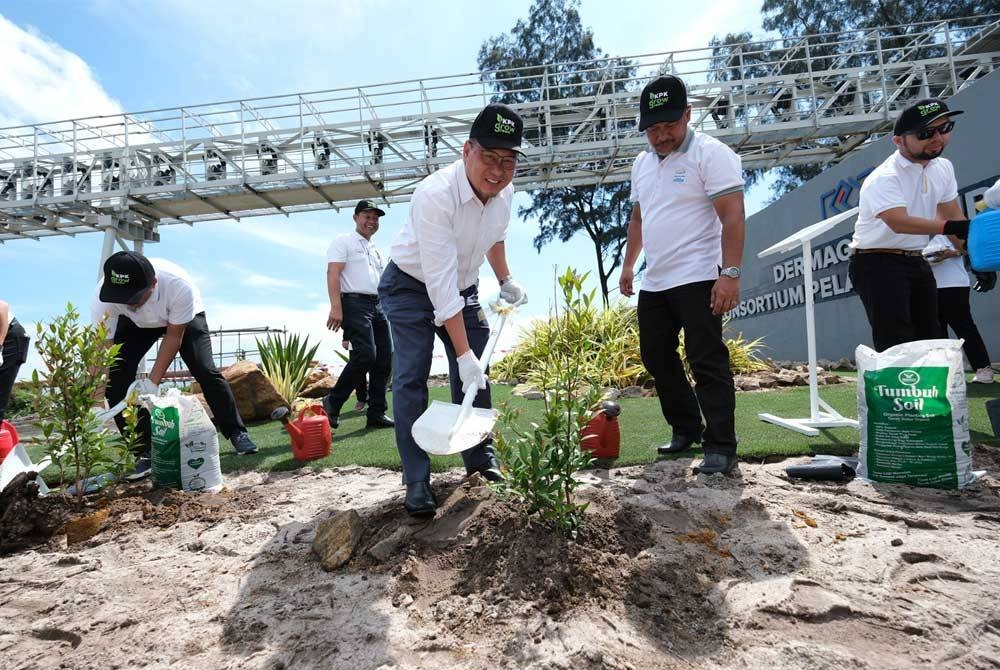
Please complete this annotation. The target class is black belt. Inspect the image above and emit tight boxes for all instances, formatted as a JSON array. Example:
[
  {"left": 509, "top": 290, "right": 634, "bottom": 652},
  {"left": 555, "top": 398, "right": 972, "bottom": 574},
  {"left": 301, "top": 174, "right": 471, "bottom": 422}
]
[
  {"left": 853, "top": 248, "right": 924, "bottom": 257},
  {"left": 341, "top": 292, "right": 378, "bottom": 301}
]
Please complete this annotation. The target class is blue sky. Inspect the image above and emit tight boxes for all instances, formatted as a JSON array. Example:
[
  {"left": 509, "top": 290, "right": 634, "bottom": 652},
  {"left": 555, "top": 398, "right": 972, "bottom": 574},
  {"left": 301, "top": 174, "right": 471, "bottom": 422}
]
[{"left": 0, "top": 0, "right": 764, "bottom": 378}]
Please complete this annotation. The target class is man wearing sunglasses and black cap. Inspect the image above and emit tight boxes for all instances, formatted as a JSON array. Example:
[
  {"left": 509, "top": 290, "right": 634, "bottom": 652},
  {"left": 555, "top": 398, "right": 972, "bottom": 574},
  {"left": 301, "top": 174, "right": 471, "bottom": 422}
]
[
  {"left": 92, "top": 251, "right": 258, "bottom": 478},
  {"left": 321, "top": 199, "right": 393, "bottom": 430},
  {"left": 849, "top": 98, "right": 971, "bottom": 352},
  {"left": 378, "top": 102, "right": 528, "bottom": 516}
]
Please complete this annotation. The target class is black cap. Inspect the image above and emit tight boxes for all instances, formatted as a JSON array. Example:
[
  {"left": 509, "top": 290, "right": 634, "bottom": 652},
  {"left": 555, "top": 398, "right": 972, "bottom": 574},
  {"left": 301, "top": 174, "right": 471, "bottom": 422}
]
[
  {"left": 354, "top": 200, "right": 385, "bottom": 216},
  {"left": 638, "top": 75, "right": 688, "bottom": 131},
  {"left": 469, "top": 103, "right": 524, "bottom": 154},
  {"left": 100, "top": 251, "right": 155, "bottom": 305},
  {"left": 893, "top": 98, "right": 964, "bottom": 136}
]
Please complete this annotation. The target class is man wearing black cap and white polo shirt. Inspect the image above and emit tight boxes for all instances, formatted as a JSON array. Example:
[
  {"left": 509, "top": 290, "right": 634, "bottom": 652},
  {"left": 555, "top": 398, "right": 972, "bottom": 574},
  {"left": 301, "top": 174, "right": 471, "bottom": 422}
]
[
  {"left": 848, "top": 98, "right": 971, "bottom": 352},
  {"left": 92, "top": 251, "right": 258, "bottom": 477},
  {"left": 378, "top": 102, "right": 528, "bottom": 516},
  {"left": 618, "top": 75, "right": 746, "bottom": 476},
  {"left": 322, "top": 200, "right": 393, "bottom": 429}
]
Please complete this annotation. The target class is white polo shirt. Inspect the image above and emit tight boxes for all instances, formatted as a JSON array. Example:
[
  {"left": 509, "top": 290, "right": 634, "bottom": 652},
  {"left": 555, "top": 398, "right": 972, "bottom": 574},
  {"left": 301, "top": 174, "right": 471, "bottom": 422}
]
[
  {"left": 851, "top": 150, "right": 958, "bottom": 251},
  {"left": 390, "top": 158, "right": 513, "bottom": 325},
  {"left": 926, "top": 235, "right": 969, "bottom": 289},
  {"left": 984, "top": 178, "right": 1000, "bottom": 210},
  {"left": 91, "top": 258, "right": 204, "bottom": 338},
  {"left": 629, "top": 129, "right": 744, "bottom": 292},
  {"left": 326, "top": 231, "right": 385, "bottom": 295}
]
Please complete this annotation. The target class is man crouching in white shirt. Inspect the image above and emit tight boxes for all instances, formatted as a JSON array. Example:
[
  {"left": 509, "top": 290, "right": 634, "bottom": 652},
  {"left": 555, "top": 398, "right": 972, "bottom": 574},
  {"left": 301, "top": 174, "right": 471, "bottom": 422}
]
[
  {"left": 92, "top": 251, "right": 258, "bottom": 479},
  {"left": 378, "top": 103, "right": 528, "bottom": 517}
]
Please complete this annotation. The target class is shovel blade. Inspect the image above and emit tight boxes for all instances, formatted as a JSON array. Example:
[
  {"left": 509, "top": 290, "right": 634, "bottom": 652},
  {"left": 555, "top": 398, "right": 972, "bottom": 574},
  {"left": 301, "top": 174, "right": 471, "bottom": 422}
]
[{"left": 412, "top": 400, "right": 498, "bottom": 456}]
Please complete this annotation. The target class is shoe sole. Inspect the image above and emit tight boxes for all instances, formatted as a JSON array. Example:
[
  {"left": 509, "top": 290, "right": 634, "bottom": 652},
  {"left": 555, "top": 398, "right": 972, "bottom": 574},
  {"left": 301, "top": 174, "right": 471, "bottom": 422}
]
[
  {"left": 236, "top": 449, "right": 259, "bottom": 456},
  {"left": 125, "top": 471, "right": 151, "bottom": 482},
  {"left": 405, "top": 506, "right": 436, "bottom": 518}
]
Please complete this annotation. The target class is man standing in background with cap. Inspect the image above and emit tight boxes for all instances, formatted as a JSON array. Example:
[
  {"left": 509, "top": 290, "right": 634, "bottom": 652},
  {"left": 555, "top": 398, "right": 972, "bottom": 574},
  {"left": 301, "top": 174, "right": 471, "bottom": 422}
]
[
  {"left": 322, "top": 200, "right": 393, "bottom": 429},
  {"left": 618, "top": 75, "right": 746, "bottom": 476},
  {"left": 378, "top": 102, "right": 528, "bottom": 516},
  {"left": 849, "top": 98, "right": 971, "bottom": 352},
  {"left": 92, "top": 251, "right": 258, "bottom": 477}
]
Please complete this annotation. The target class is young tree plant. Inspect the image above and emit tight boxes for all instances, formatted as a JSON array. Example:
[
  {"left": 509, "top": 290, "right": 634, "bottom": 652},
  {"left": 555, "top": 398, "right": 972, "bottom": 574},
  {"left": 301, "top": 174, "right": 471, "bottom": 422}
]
[
  {"left": 494, "top": 268, "right": 603, "bottom": 534},
  {"left": 31, "top": 303, "right": 137, "bottom": 505}
]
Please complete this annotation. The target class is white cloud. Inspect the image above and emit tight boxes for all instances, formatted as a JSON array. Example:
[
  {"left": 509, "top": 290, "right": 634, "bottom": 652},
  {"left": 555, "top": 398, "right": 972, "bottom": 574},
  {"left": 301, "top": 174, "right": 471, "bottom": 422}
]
[{"left": 0, "top": 16, "right": 124, "bottom": 129}]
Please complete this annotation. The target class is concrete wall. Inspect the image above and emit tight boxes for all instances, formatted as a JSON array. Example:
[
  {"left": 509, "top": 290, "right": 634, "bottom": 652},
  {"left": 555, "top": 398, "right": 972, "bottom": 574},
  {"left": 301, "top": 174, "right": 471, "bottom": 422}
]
[{"left": 732, "top": 70, "right": 1000, "bottom": 363}]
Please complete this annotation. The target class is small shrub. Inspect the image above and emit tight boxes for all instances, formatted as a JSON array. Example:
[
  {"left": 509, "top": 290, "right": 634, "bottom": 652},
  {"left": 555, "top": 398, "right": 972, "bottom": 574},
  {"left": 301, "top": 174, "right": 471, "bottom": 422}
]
[
  {"left": 5, "top": 384, "right": 34, "bottom": 419},
  {"left": 257, "top": 332, "right": 320, "bottom": 404},
  {"left": 494, "top": 268, "right": 602, "bottom": 535},
  {"left": 31, "top": 303, "right": 138, "bottom": 505}
]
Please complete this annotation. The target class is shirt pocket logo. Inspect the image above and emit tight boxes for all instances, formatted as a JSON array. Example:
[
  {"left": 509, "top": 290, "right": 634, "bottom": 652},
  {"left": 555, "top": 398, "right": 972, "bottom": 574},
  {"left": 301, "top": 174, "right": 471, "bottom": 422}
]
[{"left": 672, "top": 169, "right": 687, "bottom": 184}]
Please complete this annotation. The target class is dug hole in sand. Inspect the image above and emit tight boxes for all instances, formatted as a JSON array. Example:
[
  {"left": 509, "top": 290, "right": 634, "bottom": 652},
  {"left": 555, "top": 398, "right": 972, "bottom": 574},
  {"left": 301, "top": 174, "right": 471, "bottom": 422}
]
[{"left": 3, "top": 448, "right": 1000, "bottom": 669}]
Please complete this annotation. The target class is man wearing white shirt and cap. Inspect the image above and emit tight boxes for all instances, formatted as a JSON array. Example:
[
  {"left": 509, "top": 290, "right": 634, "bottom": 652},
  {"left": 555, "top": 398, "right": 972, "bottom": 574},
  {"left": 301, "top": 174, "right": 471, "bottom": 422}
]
[
  {"left": 322, "top": 200, "right": 393, "bottom": 429},
  {"left": 92, "top": 251, "right": 258, "bottom": 477},
  {"left": 378, "top": 102, "right": 528, "bottom": 517},
  {"left": 848, "top": 98, "right": 971, "bottom": 351}
]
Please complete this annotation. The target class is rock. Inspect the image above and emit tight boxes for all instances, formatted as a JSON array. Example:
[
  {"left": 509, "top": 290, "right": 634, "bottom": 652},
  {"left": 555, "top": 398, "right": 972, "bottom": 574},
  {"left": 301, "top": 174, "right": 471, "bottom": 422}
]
[
  {"left": 776, "top": 370, "right": 808, "bottom": 386},
  {"left": 221, "top": 360, "right": 287, "bottom": 422},
  {"left": 511, "top": 383, "right": 544, "bottom": 400},
  {"left": 312, "top": 510, "right": 362, "bottom": 571},
  {"left": 119, "top": 511, "right": 144, "bottom": 524},
  {"left": 619, "top": 385, "right": 644, "bottom": 398},
  {"left": 300, "top": 370, "right": 336, "bottom": 398},
  {"left": 756, "top": 373, "right": 778, "bottom": 389},
  {"left": 600, "top": 387, "right": 620, "bottom": 401},
  {"left": 891, "top": 538, "right": 904, "bottom": 547},
  {"left": 392, "top": 593, "right": 414, "bottom": 608},
  {"left": 64, "top": 508, "right": 110, "bottom": 545},
  {"left": 368, "top": 526, "right": 414, "bottom": 563}
]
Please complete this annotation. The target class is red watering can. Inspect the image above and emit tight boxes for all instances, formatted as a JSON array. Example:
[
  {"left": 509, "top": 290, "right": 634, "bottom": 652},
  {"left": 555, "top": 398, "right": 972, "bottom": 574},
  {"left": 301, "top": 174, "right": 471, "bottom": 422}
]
[
  {"left": 0, "top": 420, "right": 19, "bottom": 464},
  {"left": 271, "top": 405, "right": 332, "bottom": 461},
  {"left": 581, "top": 401, "right": 621, "bottom": 460}
]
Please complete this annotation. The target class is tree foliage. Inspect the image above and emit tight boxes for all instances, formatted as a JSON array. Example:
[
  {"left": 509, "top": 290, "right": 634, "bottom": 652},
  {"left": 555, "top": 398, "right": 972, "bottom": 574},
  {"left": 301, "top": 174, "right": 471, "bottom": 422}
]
[
  {"left": 477, "top": 0, "right": 636, "bottom": 303},
  {"left": 714, "top": 0, "right": 999, "bottom": 200}
]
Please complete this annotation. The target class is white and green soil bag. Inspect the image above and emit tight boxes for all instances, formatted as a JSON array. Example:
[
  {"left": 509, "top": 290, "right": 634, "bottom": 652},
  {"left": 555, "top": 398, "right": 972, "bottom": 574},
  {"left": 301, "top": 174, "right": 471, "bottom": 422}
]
[
  {"left": 856, "top": 340, "right": 975, "bottom": 489},
  {"left": 147, "top": 389, "right": 224, "bottom": 492}
]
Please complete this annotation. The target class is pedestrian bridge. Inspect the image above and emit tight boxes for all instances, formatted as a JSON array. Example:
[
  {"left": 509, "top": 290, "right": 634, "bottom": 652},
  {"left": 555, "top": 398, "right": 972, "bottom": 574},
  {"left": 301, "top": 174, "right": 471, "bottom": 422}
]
[{"left": 1, "top": 14, "right": 998, "bottom": 245}]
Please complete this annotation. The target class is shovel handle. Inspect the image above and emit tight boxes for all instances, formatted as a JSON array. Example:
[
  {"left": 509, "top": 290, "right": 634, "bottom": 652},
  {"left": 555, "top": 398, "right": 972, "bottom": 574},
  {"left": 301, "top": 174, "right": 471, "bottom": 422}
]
[{"left": 448, "top": 311, "right": 509, "bottom": 440}]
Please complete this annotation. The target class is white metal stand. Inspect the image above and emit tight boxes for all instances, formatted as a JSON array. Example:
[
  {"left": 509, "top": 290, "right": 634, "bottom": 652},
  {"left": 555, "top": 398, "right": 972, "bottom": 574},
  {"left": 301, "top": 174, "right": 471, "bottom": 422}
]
[{"left": 755, "top": 207, "right": 861, "bottom": 436}]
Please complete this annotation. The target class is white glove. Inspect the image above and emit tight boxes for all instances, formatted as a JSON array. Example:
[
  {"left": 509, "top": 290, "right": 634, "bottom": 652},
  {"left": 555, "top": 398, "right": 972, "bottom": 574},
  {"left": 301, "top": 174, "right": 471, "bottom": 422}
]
[
  {"left": 0, "top": 350, "right": 4, "bottom": 367},
  {"left": 499, "top": 277, "right": 527, "bottom": 306},
  {"left": 456, "top": 350, "right": 487, "bottom": 394},
  {"left": 129, "top": 377, "right": 160, "bottom": 400}
]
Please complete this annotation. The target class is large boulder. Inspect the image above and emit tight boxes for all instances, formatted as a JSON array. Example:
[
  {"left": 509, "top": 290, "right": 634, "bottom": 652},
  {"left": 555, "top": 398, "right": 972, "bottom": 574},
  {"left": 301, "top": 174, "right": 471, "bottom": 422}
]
[
  {"left": 196, "top": 360, "right": 286, "bottom": 422},
  {"left": 300, "top": 368, "right": 336, "bottom": 398}
]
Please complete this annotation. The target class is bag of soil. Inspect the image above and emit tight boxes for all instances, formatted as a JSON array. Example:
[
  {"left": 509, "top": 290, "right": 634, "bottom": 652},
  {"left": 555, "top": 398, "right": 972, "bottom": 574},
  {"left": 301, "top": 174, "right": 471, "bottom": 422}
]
[
  {"left": 856, "top": 340, "right": 974, "bottom": 489},
  {"left": 147, "top": 389, "right": 223, "bottom": 492}
]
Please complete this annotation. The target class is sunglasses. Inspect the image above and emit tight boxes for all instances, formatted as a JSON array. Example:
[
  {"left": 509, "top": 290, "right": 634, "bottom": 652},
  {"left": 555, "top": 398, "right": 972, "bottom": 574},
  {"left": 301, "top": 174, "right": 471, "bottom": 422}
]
[
  {"left": 908, "top": 120, "right": 955, "bottom": 140},
  {"left": 475, "top": 145, "right": 518, "bottom": 171}
]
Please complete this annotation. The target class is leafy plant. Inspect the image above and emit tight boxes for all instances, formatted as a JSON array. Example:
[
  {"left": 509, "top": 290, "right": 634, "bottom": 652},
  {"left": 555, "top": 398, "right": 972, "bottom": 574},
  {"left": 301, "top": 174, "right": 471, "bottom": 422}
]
[
  {"left": 256, "top": 332, "right": 320, "bottom": 404},
  {"left": 494, "top": 302, "right": 769, "bottom": 386},
  {"left": 494, "top": 268, "right": 602, "bottom": 534},
  {"left": 30, "top": 303, "right": 137, "bottom": 505}
]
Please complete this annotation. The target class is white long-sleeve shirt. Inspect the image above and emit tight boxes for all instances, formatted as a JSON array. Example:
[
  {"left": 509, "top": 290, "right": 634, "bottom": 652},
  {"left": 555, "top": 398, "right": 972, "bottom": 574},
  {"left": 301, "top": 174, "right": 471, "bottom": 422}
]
[{"left": 389, "top": 159, "right": 512, "bottom": 325}]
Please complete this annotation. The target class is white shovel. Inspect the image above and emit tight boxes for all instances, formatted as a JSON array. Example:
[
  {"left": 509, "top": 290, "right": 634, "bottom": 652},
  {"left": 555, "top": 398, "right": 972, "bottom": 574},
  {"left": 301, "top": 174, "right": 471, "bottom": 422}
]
[{"left": 412, "top": 307, "right": 511, "bottom": 456}]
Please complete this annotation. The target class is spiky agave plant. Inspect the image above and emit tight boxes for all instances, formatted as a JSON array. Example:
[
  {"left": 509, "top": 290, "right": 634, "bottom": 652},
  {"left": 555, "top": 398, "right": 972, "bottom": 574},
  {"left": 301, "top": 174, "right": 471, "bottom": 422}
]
[{"left": 256, "top": 333, "right": 320, "bottom": 404}]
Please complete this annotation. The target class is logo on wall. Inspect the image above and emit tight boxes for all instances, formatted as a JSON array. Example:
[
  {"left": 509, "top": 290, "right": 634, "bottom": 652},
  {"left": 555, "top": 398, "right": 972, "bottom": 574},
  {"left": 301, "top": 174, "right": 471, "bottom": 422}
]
[{"left": 819, "top": 167, "right": 873, "bottom": 219}]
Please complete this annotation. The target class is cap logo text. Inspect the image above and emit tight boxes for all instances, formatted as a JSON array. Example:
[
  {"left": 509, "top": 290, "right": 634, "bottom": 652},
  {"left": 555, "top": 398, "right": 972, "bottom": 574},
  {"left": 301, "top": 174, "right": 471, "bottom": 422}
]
[
  {"left": 918, "top": 102, "right": 941, "bottom": 117},
  {"left": 649, "top": 91, "right": 670, "bottom": 110},
  {"left": 495, "top": 113, "right": 516, "bottom": 135},
  {"left": 110, "top": 269, "right": 130, "bottom": 285}
]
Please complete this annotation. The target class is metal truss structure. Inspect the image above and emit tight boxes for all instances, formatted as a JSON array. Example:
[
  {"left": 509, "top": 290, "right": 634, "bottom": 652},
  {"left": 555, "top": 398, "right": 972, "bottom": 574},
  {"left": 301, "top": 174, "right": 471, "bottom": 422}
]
[{"left": 1, "top": 15, "right": 998, "bottom": 244}]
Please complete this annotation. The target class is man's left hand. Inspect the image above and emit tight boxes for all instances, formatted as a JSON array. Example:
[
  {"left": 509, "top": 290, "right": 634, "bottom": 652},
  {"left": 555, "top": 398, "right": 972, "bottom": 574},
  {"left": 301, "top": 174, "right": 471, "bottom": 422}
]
[
  {"left": 974, "top": 270, "right": 997, "bottom": 293},
  {"left": 500, "top": 278, "right": 528, "bottom": 306},
  {"left": 711, "top": 277, "right": 739, "bottom": 315}
]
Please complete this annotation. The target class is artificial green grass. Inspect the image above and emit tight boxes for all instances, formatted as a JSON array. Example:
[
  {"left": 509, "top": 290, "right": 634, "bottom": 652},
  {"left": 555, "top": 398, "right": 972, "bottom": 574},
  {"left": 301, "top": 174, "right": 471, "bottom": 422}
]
[{"left": 26, "top": 379, "right": 1000, "bottom": 479}]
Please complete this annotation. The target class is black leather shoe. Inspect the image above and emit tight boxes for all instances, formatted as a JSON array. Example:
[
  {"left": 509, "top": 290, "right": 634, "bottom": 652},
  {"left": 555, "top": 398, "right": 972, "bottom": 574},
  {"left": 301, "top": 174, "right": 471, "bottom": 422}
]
[
  {"left": 693, "top": 452, "right": 737, "bottom": 475},
  {"left": 366, "top": 414, "right": 395, "bottom": 429},
  {"left": 468, "top": 456, "right": 504, "bottom": 482},
  {"left": 404, "top": 481, "right": 437, "bottom": 517},
  {"left": 657, "top": 431, "right": 702, "bottom": 455},
  {"left": 322, "top": 395, "right": 339, "bottom": 429}
]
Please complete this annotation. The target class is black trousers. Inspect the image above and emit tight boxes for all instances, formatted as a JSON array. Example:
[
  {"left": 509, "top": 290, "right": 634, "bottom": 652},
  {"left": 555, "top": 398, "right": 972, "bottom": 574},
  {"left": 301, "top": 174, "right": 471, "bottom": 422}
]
[
  {"left": 637, "top": 280, "right": 737, "bottom": 456},
  {"left": 937, "top": 286, "right": 991, "bottom": 370},
  {"left": 0, "top": 319, "right": 29, "bottom": 421},
  {"left": 325, "top": 294, "right": 392, "bottom": 419},
  {"left": 107, "top": 312, "right": 245, "bottom": 452},
  {"left": 849, "top": 253, "right": 939, "bottom": 352}
]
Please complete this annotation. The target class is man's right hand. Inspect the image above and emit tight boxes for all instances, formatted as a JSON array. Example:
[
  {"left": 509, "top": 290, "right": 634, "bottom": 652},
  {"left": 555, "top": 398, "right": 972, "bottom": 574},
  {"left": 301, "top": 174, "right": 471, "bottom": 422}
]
[
  {"left": 618, "top": 267, "right": 635, "bottom": 297},
  {"left": 326, "top": 305, "right": 343, "bottom": 331},
  {"left": 456, "top": 350, "right": 487, "bottom": 394}
]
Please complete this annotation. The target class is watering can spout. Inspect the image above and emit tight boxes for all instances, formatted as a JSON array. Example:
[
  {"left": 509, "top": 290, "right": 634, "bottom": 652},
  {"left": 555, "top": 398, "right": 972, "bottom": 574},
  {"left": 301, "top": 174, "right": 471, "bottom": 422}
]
[{"left": 270, "top": 406, "right": 302, "bottom": 439}]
